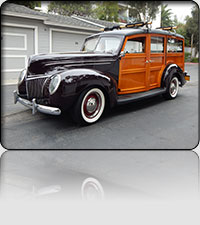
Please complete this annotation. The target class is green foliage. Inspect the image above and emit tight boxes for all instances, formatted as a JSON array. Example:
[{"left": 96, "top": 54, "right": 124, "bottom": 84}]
[
  {"left": 7, "top": 1, "right": 41, "bottom": 9},
  {"left": 191, "top": 57, "right": 199, "bottom": 63},
  {"left": 48, "top": 1, "right": 161, "bottom": 23},
  {"left": 173, "top": 20, "right": 189, "bottom": 46},
  {"left": 184, "top": 6, "right": 199, "bottom": 50},
  {"left": 126, "top": 1, "right": 161, "bottom": 22},
  {"left": 161, "top": 4, "right": 174, "bottom": 27},
  {"left": 92, "top": 1, "right": 119, "bottom": 22},
  {"left": 172, "top": 6, "right": 198, "bottom": 50},
  {"left": 184, "top": 52, "right": 191, "bottom": 62},
  {"left": 48, "top": 1, "right": 92, "bottom": 16}
]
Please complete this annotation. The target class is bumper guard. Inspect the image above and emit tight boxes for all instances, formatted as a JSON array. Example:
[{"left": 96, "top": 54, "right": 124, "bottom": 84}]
[{"left": 13, "top": 90, "right": 61, "bottom": 116}]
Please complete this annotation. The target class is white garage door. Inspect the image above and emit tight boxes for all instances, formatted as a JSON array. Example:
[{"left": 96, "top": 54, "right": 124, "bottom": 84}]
[
  {"left": 1, "top": 25, "right": 35, "bottom": 84},
  {"left": 51, "top": 30, "right": 89, "bottom": 53}
]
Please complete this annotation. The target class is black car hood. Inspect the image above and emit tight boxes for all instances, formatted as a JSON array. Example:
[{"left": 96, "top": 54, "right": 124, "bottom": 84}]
[{"left": 27, "top": 51, "right": 117, "bottom": 75}]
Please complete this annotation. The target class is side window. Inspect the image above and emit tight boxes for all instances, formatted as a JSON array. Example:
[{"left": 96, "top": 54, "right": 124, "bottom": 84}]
[
  {"left": 124, "top": 37, "right": 145, "bottom": 53},
  {"left": 167, "top": 38, "right": 183, "bottom": 52},
  {"left": 151, "top": 36, "right": 164, "bottom": 53}
]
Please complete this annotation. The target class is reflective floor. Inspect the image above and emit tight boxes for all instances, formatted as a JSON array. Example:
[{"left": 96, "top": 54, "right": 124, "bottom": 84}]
[{"left": 1, "top": 151, "right": 199, "bottom": 202}]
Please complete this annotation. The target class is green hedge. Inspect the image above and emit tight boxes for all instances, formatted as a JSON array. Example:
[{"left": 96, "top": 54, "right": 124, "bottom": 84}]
[
  {"left": 191, "top": 58, "right": 199, "bottom": 63},
  {"left": 185, "top": 52, "right": 191, "bottom": 62}
]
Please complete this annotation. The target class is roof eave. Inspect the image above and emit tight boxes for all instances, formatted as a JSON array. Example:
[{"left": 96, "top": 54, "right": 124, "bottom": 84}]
[
  {"left": 2, "top": 10, "right": 101, "bottom": 32},
  {"left": 43, "top": 20, "right": 100, "bottom": 32},
  {"left": 2, "top": 10, "right": 48, "bottom": 20}
]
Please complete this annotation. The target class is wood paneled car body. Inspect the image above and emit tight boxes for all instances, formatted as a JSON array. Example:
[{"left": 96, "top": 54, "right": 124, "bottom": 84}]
[{"left": 14, "top": 22, "right": 190, "bottom": 125}]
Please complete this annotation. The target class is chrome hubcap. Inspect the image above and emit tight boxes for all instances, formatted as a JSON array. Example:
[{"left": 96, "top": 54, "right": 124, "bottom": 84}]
[
  {"left": 86, "top": 97, "right": 97, "bottom": 113},
  {"left": 83, "top": 93, "right": 101, "bottom": 118},
  {"left": 170, "top": 77, "right": 178, "bottom": 97}
]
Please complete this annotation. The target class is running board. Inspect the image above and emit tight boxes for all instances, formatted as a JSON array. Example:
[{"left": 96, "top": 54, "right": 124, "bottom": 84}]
[{"left": 117, "top": 88, "right": 166, "bottom": 105}]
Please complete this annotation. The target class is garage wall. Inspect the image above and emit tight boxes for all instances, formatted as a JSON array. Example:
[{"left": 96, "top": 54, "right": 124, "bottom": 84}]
[
  {"left": 2, "top": 15, "right": 49, "bottom": 54},
  {"left": 50, "top": 28, "right": 90, "bottom": 53},
  {"left": 1, "top": 15, "right": 96, "bottom": 84},
  {"left": 1, "top": 24, "right": 36, "bottom": 84}
]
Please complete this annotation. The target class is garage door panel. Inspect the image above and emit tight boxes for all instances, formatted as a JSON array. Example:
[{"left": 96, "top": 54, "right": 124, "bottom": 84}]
[
  {"left": 2, "top": 56, "right": 26, "bottom": 71},
  {"left": 1, "top": 25, "right": 35, "bottom": 84},
  {"left": 1, "top": 71, "right": 20, "bottom": 85},
  {"left": 2, "top": 49, "right": 29, "bottom": 55},
  {"left": 52, "top": 31, "right": 88, "bottom": 53},
  {"left": 2, "top": 26, "right": 34, "bottom": 55},
  {"left": 2, "top": 33, "right": 27, "bottom": 50}
]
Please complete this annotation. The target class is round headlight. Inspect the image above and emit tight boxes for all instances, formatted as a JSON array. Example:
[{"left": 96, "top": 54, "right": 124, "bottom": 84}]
[
  {"left": 49, "top": 74, "right": 61, "bottom": 95},
  {"left": 18, "top": 69, "right": 26, "bottom": 85}
]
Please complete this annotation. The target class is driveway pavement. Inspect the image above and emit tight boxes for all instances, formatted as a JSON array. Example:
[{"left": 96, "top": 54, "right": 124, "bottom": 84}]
[{"left": 1, "top": 64, "right": 199, "bottom": 149}]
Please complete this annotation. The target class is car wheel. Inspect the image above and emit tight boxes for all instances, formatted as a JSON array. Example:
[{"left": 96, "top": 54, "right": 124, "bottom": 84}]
[
  {"left": 73, "top": 88, "right": 105, "bottom": 125},
  {"left": 163, "top": 75, "right": 179, "bottom": 100},
  {"left": 81, "top": 177, "right": 104, "bottom": 201}
]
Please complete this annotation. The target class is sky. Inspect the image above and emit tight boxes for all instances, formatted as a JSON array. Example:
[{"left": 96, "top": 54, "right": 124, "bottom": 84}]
[
  {"left": 152, "top": 1, "right": 195, "bottom": 28},
  {"left": 163, "top": 1, "right": 195, "bottom": 23}
]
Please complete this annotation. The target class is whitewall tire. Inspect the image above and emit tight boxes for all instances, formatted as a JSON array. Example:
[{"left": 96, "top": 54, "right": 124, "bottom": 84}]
[
  {"left": 73, "top": 88, "right": 105, "bottom": 125},
  {"left": 163, "top": 75, "right": 179, "bottom": 100}
]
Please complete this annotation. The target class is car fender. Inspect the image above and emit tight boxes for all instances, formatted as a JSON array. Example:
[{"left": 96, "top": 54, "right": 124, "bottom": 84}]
[
  {"left": 59, "top": 68, "right": 118, "bottom": 108},
  {"left": 161, "top": 64, "right": 186, "bottom": 88}
]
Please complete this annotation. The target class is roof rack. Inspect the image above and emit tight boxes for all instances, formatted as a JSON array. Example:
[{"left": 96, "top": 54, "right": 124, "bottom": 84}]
[
  {"left": 156, "top": 26, "right": 177, "bottom": 31},
  {"left": 101, "top": 21, "right": 152, "bottom": 32}
]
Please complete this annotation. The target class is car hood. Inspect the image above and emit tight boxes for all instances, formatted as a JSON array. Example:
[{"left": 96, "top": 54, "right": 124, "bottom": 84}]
[{"left": 27, "top": 51, "right": 117, "bottom": 75}]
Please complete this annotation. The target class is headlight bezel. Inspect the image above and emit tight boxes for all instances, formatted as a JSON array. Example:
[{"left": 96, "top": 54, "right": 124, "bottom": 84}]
[
  {"left": 49, "top": 74, "right": 61, "bottom": 95},
  {"left": 18, "top": 68, "right": 27, "bottom": 85}
]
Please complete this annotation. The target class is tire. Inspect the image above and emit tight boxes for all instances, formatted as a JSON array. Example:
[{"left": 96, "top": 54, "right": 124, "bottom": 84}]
[
  {"left": 72, "top": 88, "right": 105, "bottom": 125},
  {"left": 163, "top": 75, "right": 179, "bottom": 100},
  {"left": 81, "top": 177, "right": 104, "bottom": 200}
]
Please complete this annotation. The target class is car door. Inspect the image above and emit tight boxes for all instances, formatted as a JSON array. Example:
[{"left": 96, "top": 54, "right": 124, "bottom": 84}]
[
  {"left": 118, "top": 34, "right": 150, "bottom": 95},
  {"left": 149, "top": 34, "right": 166, "bottom": 89}
]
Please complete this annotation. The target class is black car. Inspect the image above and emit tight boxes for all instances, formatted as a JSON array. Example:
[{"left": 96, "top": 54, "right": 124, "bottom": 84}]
[{"left": 14, "top": 23, "right": 190, "bottom": 125}]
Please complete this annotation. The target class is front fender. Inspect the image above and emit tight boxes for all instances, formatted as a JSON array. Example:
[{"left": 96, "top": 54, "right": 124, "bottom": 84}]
[
  {"left": 58, "top": 68, "right": 118, "bottom": 108},
  {"left": 161, "top": 64, "right": 186, "bottom": 88}
]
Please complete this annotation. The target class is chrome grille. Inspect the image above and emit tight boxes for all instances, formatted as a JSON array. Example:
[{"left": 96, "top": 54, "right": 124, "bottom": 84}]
[{"left": 26, "top": 77, "right": 47, "bottom": 99}]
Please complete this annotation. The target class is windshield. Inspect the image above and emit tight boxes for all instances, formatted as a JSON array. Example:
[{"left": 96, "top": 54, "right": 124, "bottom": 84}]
[{"left": 82, "top": 36, "right": 122, "bottom": 54}]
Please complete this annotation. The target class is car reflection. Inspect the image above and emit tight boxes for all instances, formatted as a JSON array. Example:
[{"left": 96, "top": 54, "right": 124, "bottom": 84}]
[{"left": 0, "top": 151, "right": 199, "bottom": 202}]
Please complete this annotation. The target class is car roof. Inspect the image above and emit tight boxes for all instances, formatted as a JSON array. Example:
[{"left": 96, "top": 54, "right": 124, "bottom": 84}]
[{"left": 89, "top": 28, "right": 184, "bottom": 39}]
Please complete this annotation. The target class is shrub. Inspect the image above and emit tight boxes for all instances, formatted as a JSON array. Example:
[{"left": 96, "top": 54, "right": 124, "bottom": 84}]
[
  {"left": 185, "top": 52, "right": 191, "bottom": 62},
  {"left": 191, "top": 58, "right": 199, "bottom": 63}
]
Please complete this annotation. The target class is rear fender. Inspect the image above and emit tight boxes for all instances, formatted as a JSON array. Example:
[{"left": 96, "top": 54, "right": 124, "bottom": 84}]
[{"left": 161, "top": 64, "right": 186, "bottom": 88}]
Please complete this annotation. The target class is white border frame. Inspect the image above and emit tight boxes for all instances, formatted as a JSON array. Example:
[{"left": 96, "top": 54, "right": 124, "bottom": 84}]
[
  {"left": 2, "top": 22, "right": 38, "bottom": 54},
  {"left": 2, "top": 55, "right": 27, "bottom": 72},
  {"left": 2, "top": 32, "right": 27, "bottom": 51},
  {"left": 49, "top": 28, "right": 93, "bottom": 53}
]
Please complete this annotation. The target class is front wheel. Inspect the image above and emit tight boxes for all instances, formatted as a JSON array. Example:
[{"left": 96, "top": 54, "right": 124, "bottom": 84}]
[
  {"left": 72, "top": 88, "right": 105, "bottom": 125},
  {"left": 163, "top": 76, "right": 179, "bottom": 100}
]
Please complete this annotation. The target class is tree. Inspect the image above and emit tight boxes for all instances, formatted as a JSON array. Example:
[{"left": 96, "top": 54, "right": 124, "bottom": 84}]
[
  {"left": 173, "top": 16, "right": 189, "bottom": 46},
  {"left": 184, "top": 6, "right": 199, "bottom": 55},
  {"left": 92, "top": 1, "right": 119, "bottom": 22},
  {"left": 7, "top": 1, "right": 41, "bottom": 9},
  {"left": 161, "top": 4, "right": 174, "bottom": 27},
  {"left": 126, "top": 1, "right": 161, "bottom": 22},
  {"left": 48, "top": 1, "right": 92, "bottom": 17}
]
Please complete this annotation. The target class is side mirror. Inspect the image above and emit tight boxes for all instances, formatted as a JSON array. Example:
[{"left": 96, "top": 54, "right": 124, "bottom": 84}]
[{"left": 119, "top": 51, "right": 126, "bottom": 58}]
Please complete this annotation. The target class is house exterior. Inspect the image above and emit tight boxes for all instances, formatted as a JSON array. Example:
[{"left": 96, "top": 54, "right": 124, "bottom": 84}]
[{"left": 1, "top": 3, "right": 118, "bottom": 85}]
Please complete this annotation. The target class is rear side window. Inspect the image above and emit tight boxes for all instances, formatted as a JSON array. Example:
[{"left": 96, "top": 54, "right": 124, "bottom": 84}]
[
  {"left": 167, "top": 38, "right": 183, "bottom": 52},
  {"left": 151, "top": 36, "right": 164, "bottom": 53},
  {"left": 124, "top": 37, "right": 146, "bottom": 53}
]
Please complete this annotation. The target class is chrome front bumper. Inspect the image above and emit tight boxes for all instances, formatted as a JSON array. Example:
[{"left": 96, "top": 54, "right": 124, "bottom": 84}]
[{"left": 13, "top": 90, "right": 61, "bottom": 116}]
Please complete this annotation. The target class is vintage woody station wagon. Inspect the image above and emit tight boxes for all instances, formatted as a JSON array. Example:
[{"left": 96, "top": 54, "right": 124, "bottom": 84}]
[{"left": 14, "top": 22, "right": 190, "bottom": 125}]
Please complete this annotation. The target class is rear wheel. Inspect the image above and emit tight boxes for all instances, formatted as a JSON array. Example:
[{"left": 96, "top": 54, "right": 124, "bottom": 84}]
[
  {"left": 72, "top": 88, "right": 105, "bottom": 125},
  {"left": 163, "top": 75, "right": 179, "bottom": 100}
]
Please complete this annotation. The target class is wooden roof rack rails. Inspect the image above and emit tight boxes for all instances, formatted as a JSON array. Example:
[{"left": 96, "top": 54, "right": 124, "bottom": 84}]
[
  {"left": 156, "top": 26, "right": 178, "bottom": 31},
  {"left": 101, "top": 21, "right": 152, "bottom": 32}
]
